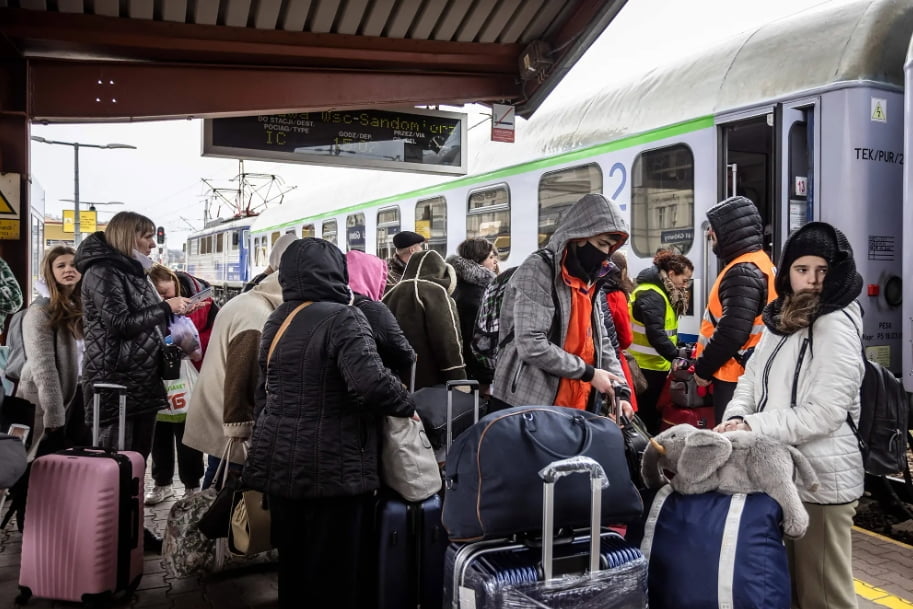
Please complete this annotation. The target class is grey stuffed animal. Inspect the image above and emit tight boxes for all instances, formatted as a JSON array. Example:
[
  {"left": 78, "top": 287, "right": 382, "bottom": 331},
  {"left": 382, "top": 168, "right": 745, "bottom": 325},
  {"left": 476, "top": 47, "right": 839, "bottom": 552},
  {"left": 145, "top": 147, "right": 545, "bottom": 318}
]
[{"left": 641, "top": 424, "right": 819, "bottom": 538}]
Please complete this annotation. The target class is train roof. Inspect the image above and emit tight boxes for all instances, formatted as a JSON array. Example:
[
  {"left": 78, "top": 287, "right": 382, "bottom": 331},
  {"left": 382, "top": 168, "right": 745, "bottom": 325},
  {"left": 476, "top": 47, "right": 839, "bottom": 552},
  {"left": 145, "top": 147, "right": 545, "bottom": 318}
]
[
  {"left": 529, "top": 0, "right": 913, "bottom": 153},
  {"left": 250, "top": 0, "right": 913, "bottom": 235}
]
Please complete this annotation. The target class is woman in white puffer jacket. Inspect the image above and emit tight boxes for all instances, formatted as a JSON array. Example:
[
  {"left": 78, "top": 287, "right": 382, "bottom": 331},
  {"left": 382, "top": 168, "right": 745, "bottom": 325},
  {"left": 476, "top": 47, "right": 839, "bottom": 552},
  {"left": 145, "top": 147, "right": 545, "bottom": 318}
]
[{"left": 716, "top": 221, "right": 864, "bottom": 609}]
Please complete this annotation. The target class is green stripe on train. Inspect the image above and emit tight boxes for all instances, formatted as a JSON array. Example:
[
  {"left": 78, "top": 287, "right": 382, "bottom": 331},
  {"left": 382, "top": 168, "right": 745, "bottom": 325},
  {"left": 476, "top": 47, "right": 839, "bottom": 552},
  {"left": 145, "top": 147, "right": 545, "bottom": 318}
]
[{"left": 256, "top": 115, "right": 715, "bottom": 233}]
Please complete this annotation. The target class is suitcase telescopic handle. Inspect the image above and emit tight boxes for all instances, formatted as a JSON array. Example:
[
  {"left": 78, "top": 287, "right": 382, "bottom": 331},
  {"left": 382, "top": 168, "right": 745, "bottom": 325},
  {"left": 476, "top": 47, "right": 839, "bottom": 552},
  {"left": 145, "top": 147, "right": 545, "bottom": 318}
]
[
  {"left": 92, "top": 383, "right": 128, "bottom": 451},
  {"left": 445, "top": 379, "right": 480, "bottom": 452},
  {"left": 538, "top": 457, "right": 608, "bottom": 581}
]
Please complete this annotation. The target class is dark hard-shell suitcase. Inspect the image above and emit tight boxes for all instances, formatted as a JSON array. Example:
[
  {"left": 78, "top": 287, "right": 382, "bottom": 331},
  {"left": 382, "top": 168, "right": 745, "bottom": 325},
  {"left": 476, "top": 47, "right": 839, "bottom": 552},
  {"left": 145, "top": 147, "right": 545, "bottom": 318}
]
[
  {"left": 414, "top": 380, "right": 485, "bottom": 451},
  {"left": 375, "top": 377, "right": 480, "bottom": 609},
  {"left": 18, "top": 383, "right": 145, "bottom": 605},
  {"left": 640, "top": 486, "right": 790, "bottom": 609},
  {"left": 443, "top": 457, "right": 648, "bottom": 608}
]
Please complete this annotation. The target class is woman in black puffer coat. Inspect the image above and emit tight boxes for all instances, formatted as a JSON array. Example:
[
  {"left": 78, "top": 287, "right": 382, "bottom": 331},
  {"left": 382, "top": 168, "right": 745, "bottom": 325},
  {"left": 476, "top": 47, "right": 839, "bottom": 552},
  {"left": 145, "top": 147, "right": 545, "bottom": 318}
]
[
  {"left": 75, "top": 211, "right": 192, "bottom": 458},
  {"left": 243, "top": 238, "right": 415, "bottom": 609},
  {"left": 447, "top": 238, "right": 498, "bottom": 386}
]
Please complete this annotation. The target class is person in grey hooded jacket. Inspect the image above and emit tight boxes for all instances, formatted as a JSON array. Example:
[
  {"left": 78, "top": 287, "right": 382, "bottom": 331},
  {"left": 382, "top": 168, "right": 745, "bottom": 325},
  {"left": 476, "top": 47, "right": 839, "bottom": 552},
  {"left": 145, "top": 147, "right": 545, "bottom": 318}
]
[{"left": 491, "top": 193, "right": 632, "bottom": 416}]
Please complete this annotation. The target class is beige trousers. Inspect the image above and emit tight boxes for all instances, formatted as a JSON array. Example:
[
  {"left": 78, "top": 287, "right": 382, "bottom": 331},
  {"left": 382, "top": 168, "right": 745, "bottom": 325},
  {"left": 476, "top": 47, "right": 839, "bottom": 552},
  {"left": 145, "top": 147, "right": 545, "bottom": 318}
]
[{"left": 786, "top": 500, "right": 859, "bottom": 609}]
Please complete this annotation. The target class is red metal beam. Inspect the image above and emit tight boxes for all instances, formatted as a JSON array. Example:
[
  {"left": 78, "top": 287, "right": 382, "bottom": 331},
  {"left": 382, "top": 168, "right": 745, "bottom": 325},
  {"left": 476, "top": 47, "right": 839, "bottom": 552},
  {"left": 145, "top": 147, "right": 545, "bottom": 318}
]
[
  {"left": 1, "top": 8, "right": 518, "bottom": 74},
  {"left": 28, "top": 61, "right": 520, "bottom": 121}
]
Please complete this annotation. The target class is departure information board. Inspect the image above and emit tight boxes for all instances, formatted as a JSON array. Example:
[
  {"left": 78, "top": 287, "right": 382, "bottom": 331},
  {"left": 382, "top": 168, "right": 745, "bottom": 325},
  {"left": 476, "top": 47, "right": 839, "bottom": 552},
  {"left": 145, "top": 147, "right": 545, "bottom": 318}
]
[{"left": 203, "top": 108, "right": 467, "bottom": 175}]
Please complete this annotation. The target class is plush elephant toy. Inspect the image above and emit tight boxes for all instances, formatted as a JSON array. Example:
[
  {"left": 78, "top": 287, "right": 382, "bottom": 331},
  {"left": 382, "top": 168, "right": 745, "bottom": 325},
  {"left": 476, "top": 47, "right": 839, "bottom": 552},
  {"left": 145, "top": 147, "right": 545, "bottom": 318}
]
[{"left": 641, "top": 424, "right": 820, "bottom": 538}]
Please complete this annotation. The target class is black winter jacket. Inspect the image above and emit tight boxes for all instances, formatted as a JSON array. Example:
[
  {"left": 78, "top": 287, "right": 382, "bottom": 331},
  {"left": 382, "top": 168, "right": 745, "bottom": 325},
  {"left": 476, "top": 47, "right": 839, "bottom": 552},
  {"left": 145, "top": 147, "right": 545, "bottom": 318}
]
[
  {"left": 243, "top": 239, "right": 415, "bottom": 500},
  {"left": 630, "top": 266, "right": 680, "bottom": 363},
  {"left": 447, "top": 255, "right": 495, "bottom": 384},
  {"left": 75, "top": 232, "right": 171, "bottom": 425},
  {"left": 353, "top": 294, "right": 415, "bottom": 380},
  {"left": 694, "top": 196, "right": 773, "bottom": 380}
]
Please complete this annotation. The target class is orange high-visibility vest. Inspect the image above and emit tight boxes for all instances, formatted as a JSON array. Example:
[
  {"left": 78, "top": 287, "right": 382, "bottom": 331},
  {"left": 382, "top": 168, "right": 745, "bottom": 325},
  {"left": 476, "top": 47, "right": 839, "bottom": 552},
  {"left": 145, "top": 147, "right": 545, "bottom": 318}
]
[{"left": 695, "top": 250, "right": 777, "bottom": 382}]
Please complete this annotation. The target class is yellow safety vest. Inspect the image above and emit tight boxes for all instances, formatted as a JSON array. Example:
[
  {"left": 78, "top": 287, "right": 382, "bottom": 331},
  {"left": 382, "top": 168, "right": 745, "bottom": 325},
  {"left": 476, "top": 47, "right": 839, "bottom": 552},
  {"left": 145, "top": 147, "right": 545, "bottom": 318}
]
[
  {"left": 695, "top": 250, "right": 777, "bottom": 382},
  {"left": 628, "top": 283, "right": 678, "bottom": 372}
]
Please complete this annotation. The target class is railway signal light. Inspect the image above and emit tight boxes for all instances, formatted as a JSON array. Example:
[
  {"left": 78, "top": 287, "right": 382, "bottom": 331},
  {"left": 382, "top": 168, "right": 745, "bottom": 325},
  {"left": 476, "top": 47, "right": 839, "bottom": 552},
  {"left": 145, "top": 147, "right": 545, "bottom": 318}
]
[{"left": 156, "top": 226, "right": 166, "bottom": 244}]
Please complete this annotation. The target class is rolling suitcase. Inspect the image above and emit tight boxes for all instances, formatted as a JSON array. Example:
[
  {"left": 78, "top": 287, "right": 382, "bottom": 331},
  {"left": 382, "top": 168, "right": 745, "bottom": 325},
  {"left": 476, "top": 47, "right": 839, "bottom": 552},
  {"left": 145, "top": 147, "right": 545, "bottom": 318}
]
[
  {"left": 17, "top": 383, "right": 145, "bottom": 605},
  {"left": 443, "top": 457, "right": 648, "bottom": 609},
  {"left": 375, "top": 378, "right": 480, "bottom": 609}
]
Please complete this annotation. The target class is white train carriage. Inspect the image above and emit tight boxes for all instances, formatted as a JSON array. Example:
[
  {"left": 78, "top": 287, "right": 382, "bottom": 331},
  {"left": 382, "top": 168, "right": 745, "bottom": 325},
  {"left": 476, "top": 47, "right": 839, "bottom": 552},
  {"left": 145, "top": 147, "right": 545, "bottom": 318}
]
[{"left": 250, "top": 0, "right": 911, "bottom": 369}]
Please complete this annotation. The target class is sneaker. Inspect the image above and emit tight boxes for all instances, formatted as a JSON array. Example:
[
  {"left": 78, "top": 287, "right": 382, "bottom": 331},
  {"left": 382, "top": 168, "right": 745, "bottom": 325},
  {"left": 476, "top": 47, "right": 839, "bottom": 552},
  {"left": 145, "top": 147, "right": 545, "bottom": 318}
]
[
  {"left": 182, "top": 487, "right": 200, "bottom": 498},
  {"left": 144, "top": 485, "right": 173, "bottom": 506}
]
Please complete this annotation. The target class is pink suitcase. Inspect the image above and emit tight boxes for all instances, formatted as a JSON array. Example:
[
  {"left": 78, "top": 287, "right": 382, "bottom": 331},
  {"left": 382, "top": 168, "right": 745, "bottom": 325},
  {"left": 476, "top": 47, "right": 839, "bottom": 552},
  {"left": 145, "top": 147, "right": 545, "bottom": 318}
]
[{"left": 17, "top": 383, "right": 145, "bottom": 605}]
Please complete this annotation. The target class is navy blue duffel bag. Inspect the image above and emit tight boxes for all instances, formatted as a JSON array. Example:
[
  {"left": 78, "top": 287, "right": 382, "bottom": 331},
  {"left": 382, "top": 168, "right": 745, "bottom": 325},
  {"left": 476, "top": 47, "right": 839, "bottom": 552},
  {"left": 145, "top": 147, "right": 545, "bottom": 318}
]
[
  {"left": 441, "top": 406, "right": 643, "bottom": 541},
  {"left": 640, "top": 486, "right": 790, "bottom": 609}
]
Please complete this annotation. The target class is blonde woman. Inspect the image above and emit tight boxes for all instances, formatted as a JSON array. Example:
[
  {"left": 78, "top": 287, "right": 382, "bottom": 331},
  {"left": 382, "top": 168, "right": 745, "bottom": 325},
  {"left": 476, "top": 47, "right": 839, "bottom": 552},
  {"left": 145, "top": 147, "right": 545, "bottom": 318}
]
[{"left": 16, "top": 246, "right": 88, "bottom": 457}]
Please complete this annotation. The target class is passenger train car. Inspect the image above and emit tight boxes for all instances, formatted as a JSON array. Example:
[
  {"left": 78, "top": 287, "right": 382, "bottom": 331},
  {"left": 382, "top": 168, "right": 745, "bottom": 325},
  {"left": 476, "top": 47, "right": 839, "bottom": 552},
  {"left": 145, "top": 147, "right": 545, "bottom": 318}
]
[
  {"left": 184, "top": 215, "right": 253, "bottom": 302},
  {"left": 247, "top": 0, "right": 910, "bottom": 372}
]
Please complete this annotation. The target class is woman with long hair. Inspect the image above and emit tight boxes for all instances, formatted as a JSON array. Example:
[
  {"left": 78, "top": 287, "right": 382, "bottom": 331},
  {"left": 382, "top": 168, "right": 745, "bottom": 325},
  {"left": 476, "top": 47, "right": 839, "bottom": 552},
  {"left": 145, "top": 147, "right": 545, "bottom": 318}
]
[
  {"left": 75, "top": 211, "right": 193, "bottom": 551},
  {"left": 627, "top": 250, "right": 694, "bottom": 433},
  {"left": 447, "top": 238, "right": 498, "bottom": 388},
  {"left": 16, "top": 246, "right": 88, "bottom": 456}
]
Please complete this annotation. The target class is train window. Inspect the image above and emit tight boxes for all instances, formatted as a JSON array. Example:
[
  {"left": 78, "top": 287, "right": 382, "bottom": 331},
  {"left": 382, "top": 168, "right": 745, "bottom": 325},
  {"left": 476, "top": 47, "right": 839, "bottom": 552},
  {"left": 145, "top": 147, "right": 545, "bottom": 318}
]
[
  {"left": 203, "top": 236, "right": 212, "bottom": 254},
  {"left": 415, "top": 196, "right": 446, "bottom": 257},
  {"left": 190, "top": 238, "right": 198, "bottom": 256},
  {"left": 376, "top": 206, "right": 401, "bottom": 260},
  {"left": 322, "top": 220, "right": 338, "bottom": 245},
  {"left": 467, "top": 185, "right": 511, "bottom": 260},
  {"left": 347, "top": 213, "right": 366, "bottom": 252},
  {"left": 271, "top": 231, "right": 281, "bottom": 245},
  {"left": 231, "top": 231, "right": 239, "bottom": 250},
  {"left": 630, "top": 145, "right": 695, "bottom": 256},
  {"left": 256, "top": 236, "right": 268, "bottom": 267},
  {"left": 301, "top": 224, "right": 316, "bottom": 238},
  {"left": 538, "top": 164, "right": 602, "bottom": 247},
  {"left": 216, "top": 233, "right": 224, "bottom": 253}
]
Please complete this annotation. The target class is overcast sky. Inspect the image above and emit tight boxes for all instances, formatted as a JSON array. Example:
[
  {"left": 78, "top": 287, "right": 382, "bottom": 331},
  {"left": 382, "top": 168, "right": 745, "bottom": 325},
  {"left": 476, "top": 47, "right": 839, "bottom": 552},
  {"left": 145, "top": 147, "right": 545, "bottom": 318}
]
[{"left": 29, "top": 0, "right": 854, "bottom": 248}]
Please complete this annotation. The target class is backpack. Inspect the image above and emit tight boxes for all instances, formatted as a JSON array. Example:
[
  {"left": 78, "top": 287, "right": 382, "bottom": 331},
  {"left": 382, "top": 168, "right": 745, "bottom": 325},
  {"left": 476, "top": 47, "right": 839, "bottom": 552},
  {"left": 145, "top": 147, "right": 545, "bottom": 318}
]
[
  {"left": 469, "top": 249, "right": 557, "bottom": 375},
  {"left": 843, "top": 311, "right": 910, "bottom": 476},
  {"left": 3, "top": 308, "right": 26, "bottom": 383}
]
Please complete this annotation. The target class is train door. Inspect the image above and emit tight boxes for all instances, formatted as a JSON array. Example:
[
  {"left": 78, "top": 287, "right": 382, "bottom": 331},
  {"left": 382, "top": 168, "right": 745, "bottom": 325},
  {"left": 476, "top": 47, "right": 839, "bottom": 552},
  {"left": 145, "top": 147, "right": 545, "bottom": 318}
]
[
  {"left": 715, "top": 113, "right": 774, "bottom": 303},
  {"left": 774, "top": 99, "right": 820, "bottom": 258}
]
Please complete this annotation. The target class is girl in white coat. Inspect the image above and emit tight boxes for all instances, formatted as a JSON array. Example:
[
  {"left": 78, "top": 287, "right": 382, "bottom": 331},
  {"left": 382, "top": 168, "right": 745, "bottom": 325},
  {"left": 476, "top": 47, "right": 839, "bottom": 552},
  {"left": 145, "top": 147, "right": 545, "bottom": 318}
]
[{"left": 716, "top": 222, "right": 864, "bottom": 609}]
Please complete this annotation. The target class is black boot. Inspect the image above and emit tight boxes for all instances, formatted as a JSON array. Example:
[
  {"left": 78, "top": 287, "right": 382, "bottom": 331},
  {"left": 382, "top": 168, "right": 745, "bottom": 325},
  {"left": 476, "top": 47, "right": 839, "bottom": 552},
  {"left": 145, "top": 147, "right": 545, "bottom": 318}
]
[{"left": 143, "top": 527, "right": 163, "bottom": 554}]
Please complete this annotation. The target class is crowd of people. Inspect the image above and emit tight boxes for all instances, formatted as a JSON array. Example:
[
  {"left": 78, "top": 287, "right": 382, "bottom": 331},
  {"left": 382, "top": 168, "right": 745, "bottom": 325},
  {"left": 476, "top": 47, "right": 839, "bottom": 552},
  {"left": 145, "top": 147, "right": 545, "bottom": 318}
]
[{"left": 0, "top": 193, "right": 868, "bottom": 609}]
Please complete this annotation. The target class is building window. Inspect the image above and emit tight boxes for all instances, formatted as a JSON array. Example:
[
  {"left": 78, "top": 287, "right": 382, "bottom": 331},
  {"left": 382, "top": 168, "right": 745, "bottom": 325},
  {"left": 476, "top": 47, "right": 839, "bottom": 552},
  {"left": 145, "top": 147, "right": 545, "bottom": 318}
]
[
  {"left": 376, "top": 206, "right": 401, "bottom": 259},
  {"left": 347, "top": 213, "right": 366, "bottom": 252},
  {"left": 415, "top": 197, "right": 446, "bottom": 257},
  {"left": 538, "top": 164, "right": 602, "bottom": 247},
  {"left": 631, "top": 145, "right": 695, "bottom": 256},
  {"left": 322, "top": 220, "right": 338, "bottom": 245},
  {"left": 467, "top": 184, "right": 510, "bottom": 260}
]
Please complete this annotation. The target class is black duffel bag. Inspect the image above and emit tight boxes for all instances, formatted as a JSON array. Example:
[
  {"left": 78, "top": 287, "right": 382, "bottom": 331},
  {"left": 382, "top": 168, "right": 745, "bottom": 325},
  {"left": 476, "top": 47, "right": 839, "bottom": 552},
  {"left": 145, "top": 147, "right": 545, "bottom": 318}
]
[
  {"left": 442, "top": 405, "right": 643, "bottom": 541},
  {"left": 414, "top": 380, "right": 486, "bottom": 450}
]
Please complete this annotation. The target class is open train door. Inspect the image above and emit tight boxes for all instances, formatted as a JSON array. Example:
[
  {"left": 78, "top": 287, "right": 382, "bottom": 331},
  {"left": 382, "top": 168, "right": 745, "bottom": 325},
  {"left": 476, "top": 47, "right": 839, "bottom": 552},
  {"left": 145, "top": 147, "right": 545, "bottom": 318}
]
[
  {"left": 902, "top": 36, "right": 913, "bottom": 392},
  {"left": 773, "top": 98, "right": 820, "bottom": 261}
]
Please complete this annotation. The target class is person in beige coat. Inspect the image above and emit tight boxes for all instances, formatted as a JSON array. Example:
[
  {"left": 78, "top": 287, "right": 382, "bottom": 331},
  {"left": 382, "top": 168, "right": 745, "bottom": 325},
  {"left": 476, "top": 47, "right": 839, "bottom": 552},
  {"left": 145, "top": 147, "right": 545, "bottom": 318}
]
[{"left": 182, "top": 265, "right": 286, "bottom": 488}]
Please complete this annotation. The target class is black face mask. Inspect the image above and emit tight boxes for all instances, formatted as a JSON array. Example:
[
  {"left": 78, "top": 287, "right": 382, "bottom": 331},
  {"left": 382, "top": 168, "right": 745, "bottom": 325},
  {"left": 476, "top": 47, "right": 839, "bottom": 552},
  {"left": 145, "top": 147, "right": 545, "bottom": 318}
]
[{"left": 575, "top": 241, "right": 610, "bottom": 274}]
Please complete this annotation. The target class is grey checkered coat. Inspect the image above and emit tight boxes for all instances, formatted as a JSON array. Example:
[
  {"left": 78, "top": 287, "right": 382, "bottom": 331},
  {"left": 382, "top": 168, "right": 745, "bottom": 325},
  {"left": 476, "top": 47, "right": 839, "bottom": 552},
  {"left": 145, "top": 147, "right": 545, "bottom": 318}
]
[{"left": 492, "top": 193, "right": 629, "bottom": 410}]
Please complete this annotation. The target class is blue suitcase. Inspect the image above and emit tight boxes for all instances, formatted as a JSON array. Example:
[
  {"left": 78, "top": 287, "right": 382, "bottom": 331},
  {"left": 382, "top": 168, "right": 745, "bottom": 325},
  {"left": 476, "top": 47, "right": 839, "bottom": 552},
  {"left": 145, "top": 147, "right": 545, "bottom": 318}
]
[{"left": 640, "top": 486, "right": 790, "bottom": 609}]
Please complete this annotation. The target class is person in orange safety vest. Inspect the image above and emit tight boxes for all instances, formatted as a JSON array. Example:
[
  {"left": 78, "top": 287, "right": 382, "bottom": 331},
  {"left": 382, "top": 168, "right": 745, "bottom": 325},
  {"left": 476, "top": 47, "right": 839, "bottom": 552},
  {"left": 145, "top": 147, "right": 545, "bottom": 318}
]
[{"left": 693, "top": 196, "right": 777, "bottom": 425}]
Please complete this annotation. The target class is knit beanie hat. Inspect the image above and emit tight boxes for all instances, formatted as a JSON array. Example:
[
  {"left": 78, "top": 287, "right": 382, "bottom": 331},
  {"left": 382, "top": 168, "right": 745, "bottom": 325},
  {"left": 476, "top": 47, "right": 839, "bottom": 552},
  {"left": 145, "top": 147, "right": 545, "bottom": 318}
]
[{"left": 771, "top": 221, "right": 862, "bottom": 315}]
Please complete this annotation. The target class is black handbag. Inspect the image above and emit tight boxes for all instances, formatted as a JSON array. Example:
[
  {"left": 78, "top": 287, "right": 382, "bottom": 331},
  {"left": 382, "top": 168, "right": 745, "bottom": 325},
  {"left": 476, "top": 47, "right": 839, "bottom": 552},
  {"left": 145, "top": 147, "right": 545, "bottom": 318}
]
[
  {"left": 619, "top": 414, "right": 651, "bottom": 490},
  {"left": 442, "top": 406, "right": 643, "bottom": 541}
]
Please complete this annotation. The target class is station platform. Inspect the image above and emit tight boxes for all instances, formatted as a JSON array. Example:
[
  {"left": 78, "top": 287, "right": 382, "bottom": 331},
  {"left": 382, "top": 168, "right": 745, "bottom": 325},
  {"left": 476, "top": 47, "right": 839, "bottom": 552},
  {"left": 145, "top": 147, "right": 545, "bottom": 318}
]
[{"left": 0, "top": 473, "right": 911, "bottom": 609}]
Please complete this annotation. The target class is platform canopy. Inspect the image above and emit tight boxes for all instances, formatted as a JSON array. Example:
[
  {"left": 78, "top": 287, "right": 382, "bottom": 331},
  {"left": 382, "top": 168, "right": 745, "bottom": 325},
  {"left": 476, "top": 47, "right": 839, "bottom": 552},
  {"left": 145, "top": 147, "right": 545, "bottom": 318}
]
[{"left": 0, "top": 0, "right": 627, "bottom": 122}]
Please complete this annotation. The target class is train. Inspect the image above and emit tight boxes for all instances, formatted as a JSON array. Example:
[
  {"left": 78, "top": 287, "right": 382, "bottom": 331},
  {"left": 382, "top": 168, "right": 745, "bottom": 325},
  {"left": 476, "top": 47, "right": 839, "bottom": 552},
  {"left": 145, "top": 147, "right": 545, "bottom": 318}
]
[
  {"left": 187, "top": 0, "right": 912, "bottom": 379},
  {"left": 183, "top": 215, "right": 254, "bottom": 302}
]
